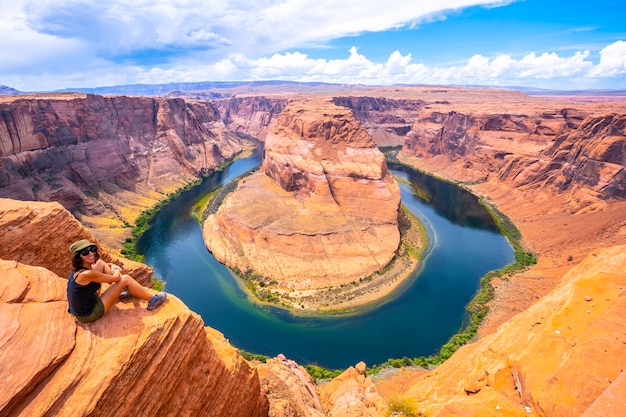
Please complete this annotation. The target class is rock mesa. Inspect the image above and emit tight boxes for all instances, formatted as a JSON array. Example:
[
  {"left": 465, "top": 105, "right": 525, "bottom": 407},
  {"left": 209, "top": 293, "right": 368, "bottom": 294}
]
[{"left": 203, "top": 100, "right": 401, "bottom": 293}]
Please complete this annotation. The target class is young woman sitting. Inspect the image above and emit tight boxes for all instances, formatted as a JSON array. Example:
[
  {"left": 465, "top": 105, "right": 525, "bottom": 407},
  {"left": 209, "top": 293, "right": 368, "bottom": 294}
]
[{"left": 67, "top": 239, "right": 166, "bottom": 323}]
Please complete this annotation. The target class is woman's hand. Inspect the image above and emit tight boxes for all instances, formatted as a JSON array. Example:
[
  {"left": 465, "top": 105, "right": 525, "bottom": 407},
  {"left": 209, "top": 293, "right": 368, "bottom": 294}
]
[{"left": 111, "top": 268, "right": 123, "bottom": 283}]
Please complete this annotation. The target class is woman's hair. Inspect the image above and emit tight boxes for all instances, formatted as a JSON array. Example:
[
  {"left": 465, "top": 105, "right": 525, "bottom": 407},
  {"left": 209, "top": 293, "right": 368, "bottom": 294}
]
[{"left": 71, "top": 247, "right": 100, "bottom": 270}]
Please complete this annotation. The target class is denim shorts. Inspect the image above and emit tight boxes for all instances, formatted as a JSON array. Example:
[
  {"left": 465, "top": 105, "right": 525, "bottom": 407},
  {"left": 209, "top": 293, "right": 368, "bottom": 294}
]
[{"left": 73, "top": 297, "right": 105, "bottom": 323}]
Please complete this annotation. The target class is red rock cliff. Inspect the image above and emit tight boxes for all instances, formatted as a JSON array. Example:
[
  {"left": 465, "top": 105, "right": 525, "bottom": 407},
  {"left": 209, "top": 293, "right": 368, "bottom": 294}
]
[
  {"left": 212, "top": 96, "right": 289, "bottom": 140},
  {"left": 401, "top": 104, "right": 625, "bottom": 204},
  {"left": 331, "top": 96, "right": 425, "bottom": 146},
  {"left": 499, "top": 113, "right": 626, "bottom": 201},
  {"left": 0, "top": 94, "right": 243, "bottom": 248},
  {"left": 0, "top": 199, "right": 269, "bottom": 417}
]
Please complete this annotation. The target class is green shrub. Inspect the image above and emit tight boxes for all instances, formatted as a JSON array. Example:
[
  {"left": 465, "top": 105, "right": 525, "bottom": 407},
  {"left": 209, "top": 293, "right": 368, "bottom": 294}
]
[
  {"left": 240, "top": 350, "right": 270, "bottom": 362},
  {"left": 304, "top": 365, "right": 342, "bottom": 381}
]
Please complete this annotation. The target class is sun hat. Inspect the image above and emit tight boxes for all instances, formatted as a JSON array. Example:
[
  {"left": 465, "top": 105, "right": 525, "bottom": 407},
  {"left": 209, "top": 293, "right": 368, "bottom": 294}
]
[{"left": 69, "top": 239, "right": 96, "bottom": 254}]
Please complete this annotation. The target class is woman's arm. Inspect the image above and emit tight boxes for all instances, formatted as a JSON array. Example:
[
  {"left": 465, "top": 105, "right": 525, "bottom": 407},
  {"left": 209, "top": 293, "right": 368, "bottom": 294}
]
[
  {"left": 75, "top": 269, "right": 123, "bottom": 285},
  {"left": 92, "top": 259, "right": 122, "bottom": 275}
]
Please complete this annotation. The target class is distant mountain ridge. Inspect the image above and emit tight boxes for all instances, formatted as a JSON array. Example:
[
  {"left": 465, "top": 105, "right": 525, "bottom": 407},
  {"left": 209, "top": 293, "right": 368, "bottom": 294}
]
[
  {"left": 53, "top": 80, "right": 362, "bottom": 96},
  {"left": 2, "top": 81, "right": 626, "bottom": 97},
  {"left": 0, "top": 85, "right": 22, "bottom": 95}
]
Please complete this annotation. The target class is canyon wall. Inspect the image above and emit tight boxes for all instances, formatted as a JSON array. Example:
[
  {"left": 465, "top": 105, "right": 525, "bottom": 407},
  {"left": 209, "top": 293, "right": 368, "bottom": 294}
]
[
  {"left": 500, "top": 113, "right": 626, "bottom": 201},
  {"left": 402, "top": 93, "right": 626, "bottom": 210},
  {"left": 212, "top": 95, "right": 425, "bottom": 147},
  {"left": 212, "top": 96, "right": 289, "bottom": 140},
  {"left": 330, "top": 96, "right": 425, "bottom": 147},
  {"left": 0, "top": 199, "right": 269, "bottom": 417},
  {"left": 0, "top": 94, "right": 243, "bottom": 248}
]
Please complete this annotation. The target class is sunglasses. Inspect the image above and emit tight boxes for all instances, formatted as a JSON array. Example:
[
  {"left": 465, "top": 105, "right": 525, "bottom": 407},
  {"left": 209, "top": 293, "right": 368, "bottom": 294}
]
[{"left": 79, "top": 245, "right": 98, "bottom": 256}]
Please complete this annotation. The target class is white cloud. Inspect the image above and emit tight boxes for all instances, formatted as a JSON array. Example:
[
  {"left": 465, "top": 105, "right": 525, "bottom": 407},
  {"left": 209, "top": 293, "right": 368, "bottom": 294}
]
[
  {"left": 588, "top": 40, "right": 626, "bottom": 77},
  {"left": 193, "top": 45, "right": 618, "bottom": 90},
  {"left": 0, "top": 0, "right": 512, "bottom": 61}
]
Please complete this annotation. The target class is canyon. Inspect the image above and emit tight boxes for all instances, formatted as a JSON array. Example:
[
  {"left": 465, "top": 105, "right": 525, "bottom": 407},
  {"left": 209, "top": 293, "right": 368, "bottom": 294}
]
[
  {"left": 0, "top": 86, "right": 625, "bottom": 416},
  {"left": 0, "top": 93, "right": 244, "bottom": 249}
]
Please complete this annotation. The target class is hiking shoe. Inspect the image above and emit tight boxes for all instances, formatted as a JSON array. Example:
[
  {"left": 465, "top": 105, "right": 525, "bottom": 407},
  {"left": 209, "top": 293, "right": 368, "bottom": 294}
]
[
  {"left": 147, "top": 292, "right": 167, "bottom": 311},
  {"left": 119, "top": 289, "right": 130, "bottom": 299}
]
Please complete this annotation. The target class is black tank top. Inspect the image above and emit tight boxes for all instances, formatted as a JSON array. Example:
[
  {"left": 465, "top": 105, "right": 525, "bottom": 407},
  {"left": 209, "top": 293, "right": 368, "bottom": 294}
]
[{"left": 67, "top": 270, "right": 101, "bottom": 316}]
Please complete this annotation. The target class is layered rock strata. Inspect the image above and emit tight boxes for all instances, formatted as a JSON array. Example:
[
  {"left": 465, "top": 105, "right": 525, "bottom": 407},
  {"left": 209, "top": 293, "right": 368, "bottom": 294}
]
[
  {"left": 0, "top": 198, "right": 153, "bottom": 286},
  {"left": 0, "top": 200, "right": 268, "bottom": 417},
  {"left": 331, "top": 96, "right": 425, "bottom": 146},
  {"left": 203, "top": 100, "right": 401, "bottom": 306},
  {"left": 501, "top": 113, "right": 626, "bottom": 202},
  {"left": 255, "top": 354, "right": 326, "bottom": 417},
  {"left": 0, "top": 94, "right": 243, "bottom": 249},
  {"left": 317, "top": 361, "right": 385, "bottom": 417},
  {"left": 399, "top": 243, "right": 626, "bottom": 417},
  {"left": 402, "top": 107, "right": 625, "bottom": 205},
  {"left": 213, "top": 96, "right": 289, "bottom": 140}
]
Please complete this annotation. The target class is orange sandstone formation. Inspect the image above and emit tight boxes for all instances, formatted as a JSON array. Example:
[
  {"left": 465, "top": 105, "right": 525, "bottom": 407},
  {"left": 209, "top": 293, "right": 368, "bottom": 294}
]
[
  {"left": 1, "top": 87, "right": 625, "bottom": 416},
  {"left": 203, "top": 100, "right": 401, "bottom": 292},
  {"left": 0, "top": 198, "right": 153, "bottom": 286},
  {"left": 398, "top": 244, "right": 626, "bottom": 416},
  {"left": 0, "top": 200, "right": 268, "bottom": 417}
]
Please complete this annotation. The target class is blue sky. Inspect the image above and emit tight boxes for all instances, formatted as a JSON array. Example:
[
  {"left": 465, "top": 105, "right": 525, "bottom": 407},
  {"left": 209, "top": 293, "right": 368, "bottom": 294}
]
[{"left": 1, "top": 0, "right": 625, "bottom": 92}]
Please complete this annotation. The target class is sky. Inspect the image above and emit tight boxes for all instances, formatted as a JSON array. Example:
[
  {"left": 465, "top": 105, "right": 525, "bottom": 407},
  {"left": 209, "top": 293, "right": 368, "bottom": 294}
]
[{"left": 1, "top": 0, "right": 625, "bottom": 92}]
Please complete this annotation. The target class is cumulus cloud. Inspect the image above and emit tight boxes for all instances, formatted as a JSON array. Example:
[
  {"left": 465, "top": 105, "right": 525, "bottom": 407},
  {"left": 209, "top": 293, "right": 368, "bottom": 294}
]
[
  {"left": 589, "top": 40, "right": 626, "bottom": 77},
  {"left": 196, "top": 44, "right": 621, "bottom": 89}
]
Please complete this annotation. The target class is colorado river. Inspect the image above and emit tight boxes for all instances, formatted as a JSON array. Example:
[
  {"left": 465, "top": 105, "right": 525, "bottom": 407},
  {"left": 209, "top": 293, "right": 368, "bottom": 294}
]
[{"left": 137, "top": 150, "right": 514, "bottom": 369}]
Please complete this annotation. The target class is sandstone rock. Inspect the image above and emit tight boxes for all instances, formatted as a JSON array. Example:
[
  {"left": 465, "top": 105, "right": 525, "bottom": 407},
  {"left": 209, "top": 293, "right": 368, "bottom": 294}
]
[
  {"left": 0, "top": 260, "right": 75, "bottom": 415},
  {"left": 331, "top": 96, "right": 425, "bottom": 147},
  {"left": 0, "top": 259, "right": 268, "bottom": 417},
  {"left": 401, "top": 244, "right": 626, "bottom": 417},
  {"left": 402, "top": 105, "right": 625, "bottom": 204},
  {"left": 213, "top": 96, "right": 289, "bottom": 140},
  {"left": 256, "top": 354, "right": 325, "bottom": 417},
  {"left": 318, "top": 361, "right": 385, "bottom": 417},
  {"left": 203, "top": 100, "right": 401, "bottom": 290},
  {"left": 0, "top": 94, "right": 243, "bottom": 249},
  {"left": 0, "top": 198, "right": 153, "bottom": 286},
  {"left": 581, "top": 369, "right": 626, "bottom": 417},
  {"left": 541, "top": 113, "right": 626, "bottom": 200}
]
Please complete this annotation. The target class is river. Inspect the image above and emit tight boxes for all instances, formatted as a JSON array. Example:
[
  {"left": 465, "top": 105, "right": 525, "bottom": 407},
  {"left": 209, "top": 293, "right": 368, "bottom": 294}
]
[{"left": 137, "top": 150, "right": 514, "bottom": 369}]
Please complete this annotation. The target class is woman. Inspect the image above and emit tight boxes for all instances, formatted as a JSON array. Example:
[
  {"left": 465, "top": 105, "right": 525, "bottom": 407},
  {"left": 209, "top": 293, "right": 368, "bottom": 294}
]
[{"left": 67, "top": 239, "right": 166, "bottom": 323}]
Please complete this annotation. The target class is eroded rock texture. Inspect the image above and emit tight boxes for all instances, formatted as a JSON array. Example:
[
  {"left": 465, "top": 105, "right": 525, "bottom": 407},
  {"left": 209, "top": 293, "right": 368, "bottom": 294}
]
[
  {"left": 0, "top": 198, "right": 153, "bottom": 285},
  {"left": 402, "top": 243, "right": 626, "bottom": 417},
  {"left": 403, "top": 106, "right": 625, "bottom": 204},
  {"left": 0, "top": 94, "right": 243, "bottom": 247},
  {"left": 503, "top": 113, "right": 626, "bottom": 200},
  {"left": 0, "top": 201, "right": 268, "bottom": 417},
  {"left": 213, "top": 96, "right": 289, "bottom": 140},
  {"left": 203, "top": 100, "right": 401, "bottom": 289},
  {"left": 331, "top": 96, "right": 425, "bottom": 146}
]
